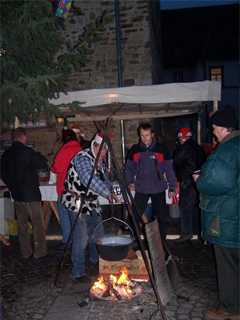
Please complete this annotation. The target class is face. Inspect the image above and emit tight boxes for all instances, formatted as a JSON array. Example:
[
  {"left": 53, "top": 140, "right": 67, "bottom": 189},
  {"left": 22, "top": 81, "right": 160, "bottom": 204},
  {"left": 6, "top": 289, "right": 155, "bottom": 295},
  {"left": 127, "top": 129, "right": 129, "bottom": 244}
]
[
  {"left": 212, "top": 124, "right": 226, "bottom": 142},
  {"left": 19, "top": 135, "right": 28, "bottom": 146},
  {"left": 179, "top": 137, "right": 184, "bottom": 145},
  {"left": 75, "top": 132, "right": 81, "bottom": 142},
  {"left": 94, "top": 144, "right": 108, "bottom": 160},
  {"left": 139, "top": 128, "right": 154, "bottom": 146}
]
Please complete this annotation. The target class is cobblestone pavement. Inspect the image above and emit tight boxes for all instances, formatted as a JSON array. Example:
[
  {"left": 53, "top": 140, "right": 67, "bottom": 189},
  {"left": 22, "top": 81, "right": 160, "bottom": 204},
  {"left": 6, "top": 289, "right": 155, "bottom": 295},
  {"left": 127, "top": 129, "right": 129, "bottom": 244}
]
[
  {"left": 1, "top": 213, "right": 218, "bottom": 320},
  {"left": 1, "top": 237, "right": 218, "bottom": 320}
]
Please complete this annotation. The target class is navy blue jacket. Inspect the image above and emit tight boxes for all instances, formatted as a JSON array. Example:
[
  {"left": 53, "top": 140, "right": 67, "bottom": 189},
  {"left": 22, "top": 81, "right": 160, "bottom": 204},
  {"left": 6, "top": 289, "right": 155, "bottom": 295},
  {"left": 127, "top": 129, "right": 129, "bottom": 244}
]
[{"left": 125, "top": 138, "right": 177, "bottom": 194}]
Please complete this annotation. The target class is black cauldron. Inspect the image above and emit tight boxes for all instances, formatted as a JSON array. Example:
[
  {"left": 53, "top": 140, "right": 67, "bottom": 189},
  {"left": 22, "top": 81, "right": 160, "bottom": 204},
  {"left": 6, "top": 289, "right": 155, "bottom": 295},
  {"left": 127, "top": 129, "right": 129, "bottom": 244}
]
[{"left": 92, "top": 217, "right": 134, "bottom": 261}]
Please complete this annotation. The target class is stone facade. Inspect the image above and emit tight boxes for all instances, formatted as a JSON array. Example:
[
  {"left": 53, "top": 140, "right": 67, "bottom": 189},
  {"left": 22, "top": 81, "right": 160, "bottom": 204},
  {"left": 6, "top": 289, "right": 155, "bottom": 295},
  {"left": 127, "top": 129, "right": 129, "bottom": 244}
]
[
  {"left": 64, "top": 0, "right": 152, "bottom": 90},
  {"left": 1, "top": 0, "right": 159, "bottom": 168},
  {"left": 62, "top": 0, "right": 154, "bottom": 166}
]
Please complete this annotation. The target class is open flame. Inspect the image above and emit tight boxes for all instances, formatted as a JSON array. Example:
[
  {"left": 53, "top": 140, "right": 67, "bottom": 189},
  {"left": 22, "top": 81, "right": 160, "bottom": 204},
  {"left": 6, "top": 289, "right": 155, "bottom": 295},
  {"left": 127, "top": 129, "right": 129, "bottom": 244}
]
[{"left": 90, "top": 266, "right": 142, "bottom": 301}]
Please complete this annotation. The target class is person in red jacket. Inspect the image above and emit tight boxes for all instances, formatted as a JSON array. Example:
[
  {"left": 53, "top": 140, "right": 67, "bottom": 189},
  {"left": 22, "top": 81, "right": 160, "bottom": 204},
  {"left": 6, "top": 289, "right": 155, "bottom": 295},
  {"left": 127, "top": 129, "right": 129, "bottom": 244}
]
[{"left": 51, "top": 129, "right": 82, "bottom": 246}]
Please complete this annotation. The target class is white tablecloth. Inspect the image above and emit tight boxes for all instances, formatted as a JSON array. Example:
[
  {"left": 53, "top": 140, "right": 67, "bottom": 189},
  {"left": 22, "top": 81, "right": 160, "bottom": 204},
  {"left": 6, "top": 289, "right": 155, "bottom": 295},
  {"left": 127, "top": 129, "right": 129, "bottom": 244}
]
[
  {"left": 39, "top": 183, "right": 126, "bottom": 205},
  {"left": 39, "top": 184, "right": 58, "bottom": 201}
]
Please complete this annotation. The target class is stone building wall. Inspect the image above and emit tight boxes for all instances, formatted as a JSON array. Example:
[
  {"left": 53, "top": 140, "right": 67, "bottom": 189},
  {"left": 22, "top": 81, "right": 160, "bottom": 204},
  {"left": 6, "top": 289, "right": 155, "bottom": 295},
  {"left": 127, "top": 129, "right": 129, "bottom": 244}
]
[
  {"left": 60, "top": 0, "right": 154, "bottom": 166},
  {"left": 1, "top": 0, "right": 157, "bottom": 168},
  {"left": 63, "top": 0, "right": 152, "bottom": 90}
]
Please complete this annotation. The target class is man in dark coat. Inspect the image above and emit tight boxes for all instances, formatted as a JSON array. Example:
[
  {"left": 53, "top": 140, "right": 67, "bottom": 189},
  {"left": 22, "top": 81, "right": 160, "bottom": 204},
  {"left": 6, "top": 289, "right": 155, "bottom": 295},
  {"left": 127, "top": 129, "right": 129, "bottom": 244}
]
[
  {"left": 173, "top": 127, "right": 206, "bottom": 242},
  {"left": 1, "top": 127, "right": 48, "bottom": 259},
  {"left": 193, "top": 105, "right": 239, "bottom": 319}
]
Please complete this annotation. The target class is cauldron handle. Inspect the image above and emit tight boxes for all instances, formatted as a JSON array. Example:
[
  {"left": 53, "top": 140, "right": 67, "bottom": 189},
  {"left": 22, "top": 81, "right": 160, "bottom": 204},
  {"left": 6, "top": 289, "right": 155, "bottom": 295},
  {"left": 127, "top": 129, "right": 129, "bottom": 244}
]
[{"left": 92, "top": 216, "right": 135, "bottom": 241}]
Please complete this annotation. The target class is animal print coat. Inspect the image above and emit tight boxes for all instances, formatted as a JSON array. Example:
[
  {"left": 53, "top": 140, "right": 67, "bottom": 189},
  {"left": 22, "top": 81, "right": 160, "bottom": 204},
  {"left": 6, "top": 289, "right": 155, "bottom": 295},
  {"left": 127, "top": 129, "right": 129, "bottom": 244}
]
[{"left": 61, "top": 148, "right": 108, "bottom": 215}]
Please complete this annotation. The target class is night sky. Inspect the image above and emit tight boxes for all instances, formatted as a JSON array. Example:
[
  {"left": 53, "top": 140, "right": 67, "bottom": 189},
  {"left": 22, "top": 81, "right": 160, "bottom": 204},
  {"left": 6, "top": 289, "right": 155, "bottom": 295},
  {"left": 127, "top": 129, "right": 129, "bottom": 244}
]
[{"left": 161, "top": 0, "right": 238, "bottom": 10}]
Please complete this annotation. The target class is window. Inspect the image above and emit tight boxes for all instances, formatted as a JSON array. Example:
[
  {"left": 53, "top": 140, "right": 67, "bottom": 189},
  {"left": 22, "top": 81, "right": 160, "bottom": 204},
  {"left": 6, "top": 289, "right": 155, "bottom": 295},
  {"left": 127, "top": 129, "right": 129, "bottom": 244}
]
[
  {"left": 173, "top": 71, "right": 183, "bottom": 82},
  {"left": 210, "top": 67, "right": 223, "bottom": 83}
]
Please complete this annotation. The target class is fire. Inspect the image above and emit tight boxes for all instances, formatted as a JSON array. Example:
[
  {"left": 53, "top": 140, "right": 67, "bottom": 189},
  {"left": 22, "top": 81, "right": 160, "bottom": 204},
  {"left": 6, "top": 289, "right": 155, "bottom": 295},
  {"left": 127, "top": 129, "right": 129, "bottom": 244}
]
[
  {"left": 90, "top": 266, "right": 142, "bottom": 301},
  {"left": 91, "top": 276, "right": 108, "bottom": 293}
]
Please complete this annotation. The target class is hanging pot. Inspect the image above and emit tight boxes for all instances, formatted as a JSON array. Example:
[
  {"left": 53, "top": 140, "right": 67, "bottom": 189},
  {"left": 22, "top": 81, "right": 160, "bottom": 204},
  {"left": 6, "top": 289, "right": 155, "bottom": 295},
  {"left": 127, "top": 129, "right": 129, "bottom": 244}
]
[{"left": 92, "top": 217, "right": 135, "bottom": 261}]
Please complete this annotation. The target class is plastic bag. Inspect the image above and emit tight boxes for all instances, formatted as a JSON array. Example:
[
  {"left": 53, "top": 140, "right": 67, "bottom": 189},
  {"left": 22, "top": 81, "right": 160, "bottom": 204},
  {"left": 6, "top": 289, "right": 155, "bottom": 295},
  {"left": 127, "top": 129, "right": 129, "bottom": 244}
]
[
  {"left": 169, "top": 204, "right": 180, "bottom": 218},
  {"left": 4, "top": 218, "right": 33, "bottom": 236},
  {"left": 165, "top": 181, "right": 180, "bottom": 205}
]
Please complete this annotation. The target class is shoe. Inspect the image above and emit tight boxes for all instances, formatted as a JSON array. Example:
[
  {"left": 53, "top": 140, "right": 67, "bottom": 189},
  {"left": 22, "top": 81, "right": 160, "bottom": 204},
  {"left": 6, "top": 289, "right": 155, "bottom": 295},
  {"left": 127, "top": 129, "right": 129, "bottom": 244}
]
[
  {"left": 206, "top": 307, "right": 240, "bottom": 319},
  {"left": 34, "top": 253, "right": 48, "bottom": 260},
  {"left": 22, "top": 254, "right": 33, "bottom": 260},
  {"left": 75, "top": 275, "right": 91, "bottom": 284},
  {"left": 175, "top": 236, "right": 192, "bottom": 243}
]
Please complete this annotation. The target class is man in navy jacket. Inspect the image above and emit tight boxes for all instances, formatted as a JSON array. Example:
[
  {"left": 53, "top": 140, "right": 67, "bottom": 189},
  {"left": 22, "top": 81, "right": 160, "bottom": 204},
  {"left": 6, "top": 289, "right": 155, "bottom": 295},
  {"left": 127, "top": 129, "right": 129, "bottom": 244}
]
[
  {"left": 125, "top": 123, "right": 177, "bottom": 239},
  {"left": 1, "top": 127, "right": 48, "bottom": 259}
]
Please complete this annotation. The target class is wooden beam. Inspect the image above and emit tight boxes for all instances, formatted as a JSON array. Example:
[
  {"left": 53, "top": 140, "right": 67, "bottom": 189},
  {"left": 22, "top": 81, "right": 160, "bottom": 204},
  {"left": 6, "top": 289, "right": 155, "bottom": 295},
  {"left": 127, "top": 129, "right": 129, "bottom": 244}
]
[{"left": 66, "top": 110, "right": 198, "bottom": 122}]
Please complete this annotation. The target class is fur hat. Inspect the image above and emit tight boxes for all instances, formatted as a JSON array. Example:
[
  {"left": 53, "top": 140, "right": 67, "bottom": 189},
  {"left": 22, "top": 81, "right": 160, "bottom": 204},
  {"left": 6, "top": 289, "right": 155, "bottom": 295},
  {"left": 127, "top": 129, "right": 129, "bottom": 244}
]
[
  {"left": 72, "top": 125, "right": 84, "bottom": 137},
  {"left": 92, "top": 133, "right": 113, "bottom": 148},
  {"left": 178, "top": 127, "right": 192, "bottom": 140},
  {"left": 211, "top": 105, "right": 239, "bottom": 128}
]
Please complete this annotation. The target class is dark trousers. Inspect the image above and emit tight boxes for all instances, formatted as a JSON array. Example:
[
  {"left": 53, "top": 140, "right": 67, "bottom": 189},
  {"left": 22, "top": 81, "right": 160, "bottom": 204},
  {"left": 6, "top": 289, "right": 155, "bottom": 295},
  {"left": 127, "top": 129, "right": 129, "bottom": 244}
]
[
  {"left": 179, "top": 183, "right": 199, "bottom": 237},
  {"left": 15, "top": 201, "right": 47, "bottom": 258},
  {"left": 214, "top": 245, "right": 240, "bottom": 314},
  {"left": 133, "top": 192, "right": 167, "bottom": 239}
]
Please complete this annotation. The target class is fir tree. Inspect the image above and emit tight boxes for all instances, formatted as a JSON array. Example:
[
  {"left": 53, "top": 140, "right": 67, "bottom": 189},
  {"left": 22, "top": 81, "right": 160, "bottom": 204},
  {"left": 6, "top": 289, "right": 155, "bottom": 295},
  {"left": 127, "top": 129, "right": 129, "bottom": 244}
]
[{"left": 0, "top": 0, "right": 111, "bottom": 126}]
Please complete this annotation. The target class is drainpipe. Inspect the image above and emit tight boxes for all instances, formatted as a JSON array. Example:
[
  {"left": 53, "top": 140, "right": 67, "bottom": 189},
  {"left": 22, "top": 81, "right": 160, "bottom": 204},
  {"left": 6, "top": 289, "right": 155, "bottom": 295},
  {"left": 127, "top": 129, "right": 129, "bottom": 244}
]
[{"left": 115, "top": 0, "right": 126, "bottom": 167}]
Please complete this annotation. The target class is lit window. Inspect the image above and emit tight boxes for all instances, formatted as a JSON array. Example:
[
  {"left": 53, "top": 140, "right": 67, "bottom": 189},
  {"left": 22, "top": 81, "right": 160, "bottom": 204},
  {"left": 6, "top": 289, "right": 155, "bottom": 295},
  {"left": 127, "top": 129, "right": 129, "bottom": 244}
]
[{"left": 210, "top": 67, "right": 222, "bottom": 82}]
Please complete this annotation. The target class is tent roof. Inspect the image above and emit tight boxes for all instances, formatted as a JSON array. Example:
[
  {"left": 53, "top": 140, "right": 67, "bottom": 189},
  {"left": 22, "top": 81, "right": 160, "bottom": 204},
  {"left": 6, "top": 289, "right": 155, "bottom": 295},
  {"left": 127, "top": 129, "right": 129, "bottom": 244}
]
[{"left": 50, "top": 80, "right": 221, "bottom": 121}]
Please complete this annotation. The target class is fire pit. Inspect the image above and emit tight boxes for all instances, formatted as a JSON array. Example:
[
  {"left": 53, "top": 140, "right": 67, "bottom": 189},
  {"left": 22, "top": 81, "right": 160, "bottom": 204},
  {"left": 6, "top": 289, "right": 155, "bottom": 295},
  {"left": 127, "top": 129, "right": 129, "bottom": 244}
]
[{"left": 90, "top": 266, "right": 142, "bottom": 301}]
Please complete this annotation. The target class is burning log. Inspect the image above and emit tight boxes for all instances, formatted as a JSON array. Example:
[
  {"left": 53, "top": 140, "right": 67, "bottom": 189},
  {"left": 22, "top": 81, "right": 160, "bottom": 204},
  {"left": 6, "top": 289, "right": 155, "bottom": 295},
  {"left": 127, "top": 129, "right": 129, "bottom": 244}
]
[
  {"left": 105, "top": 279, "right": 122, "bottom": 301},
  {"left": 90, "top": 266, "right": 142, "bottom": 301}
]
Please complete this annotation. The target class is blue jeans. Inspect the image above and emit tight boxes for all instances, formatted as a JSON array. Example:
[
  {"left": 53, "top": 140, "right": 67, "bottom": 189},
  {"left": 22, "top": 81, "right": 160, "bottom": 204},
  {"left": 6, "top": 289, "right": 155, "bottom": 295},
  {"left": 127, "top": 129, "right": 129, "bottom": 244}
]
[
  {"left": 58, "top": 196, "right": 72, "bottom": 244},
  {"left": 69, "top": 209, "right": 103, "bottom": 279}
]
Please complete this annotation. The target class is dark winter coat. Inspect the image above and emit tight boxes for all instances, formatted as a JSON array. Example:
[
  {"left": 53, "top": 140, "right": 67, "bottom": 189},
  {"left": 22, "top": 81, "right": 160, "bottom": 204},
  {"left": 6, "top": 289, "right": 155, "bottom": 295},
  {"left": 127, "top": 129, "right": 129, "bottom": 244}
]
[
  {"left": 196, "top": 130, "right": 240, "bottom": 248},
  {"left": 1, "top": 141, "right": 48, "bottom": 202},
  {"left": 125, "top": 138, "right": 177, "bottom": 194},
  {"left": 173, "top": 139, "right": 206, "bottom": 187}
]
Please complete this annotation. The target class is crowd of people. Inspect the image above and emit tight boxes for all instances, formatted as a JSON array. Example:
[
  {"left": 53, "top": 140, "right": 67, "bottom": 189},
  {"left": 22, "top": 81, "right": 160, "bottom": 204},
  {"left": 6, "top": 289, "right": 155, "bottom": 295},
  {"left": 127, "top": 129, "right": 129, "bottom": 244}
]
[{"left": 0, "top": 107, "right": 239, "bottom": 319}]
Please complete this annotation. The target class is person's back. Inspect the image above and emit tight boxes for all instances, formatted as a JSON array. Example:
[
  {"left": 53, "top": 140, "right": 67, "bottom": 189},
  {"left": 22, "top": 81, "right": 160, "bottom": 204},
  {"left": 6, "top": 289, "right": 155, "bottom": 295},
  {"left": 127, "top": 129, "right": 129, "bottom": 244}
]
[
  {"left": 51, "top": 129, "right": 82, "bottom": 195},
  {"left": 1, "top": 127, "right": 48, "bottom": 259},
  {"left": 2, "top": 141, "right": 47, "bottom": 201}
]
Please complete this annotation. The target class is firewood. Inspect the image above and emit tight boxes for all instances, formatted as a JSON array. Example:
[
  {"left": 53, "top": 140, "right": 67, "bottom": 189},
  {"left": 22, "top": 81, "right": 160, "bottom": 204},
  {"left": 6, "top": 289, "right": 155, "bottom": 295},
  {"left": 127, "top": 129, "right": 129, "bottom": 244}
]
[{"left": 105, "top": 279, "right": 122, "bottom": 301}]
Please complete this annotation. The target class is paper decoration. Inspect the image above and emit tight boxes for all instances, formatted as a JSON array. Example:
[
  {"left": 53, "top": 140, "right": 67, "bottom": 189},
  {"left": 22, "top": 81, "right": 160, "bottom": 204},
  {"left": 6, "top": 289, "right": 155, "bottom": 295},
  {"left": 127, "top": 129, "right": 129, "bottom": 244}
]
[{"left": 55, "top": 0, "right": 72, "bottom": 19}]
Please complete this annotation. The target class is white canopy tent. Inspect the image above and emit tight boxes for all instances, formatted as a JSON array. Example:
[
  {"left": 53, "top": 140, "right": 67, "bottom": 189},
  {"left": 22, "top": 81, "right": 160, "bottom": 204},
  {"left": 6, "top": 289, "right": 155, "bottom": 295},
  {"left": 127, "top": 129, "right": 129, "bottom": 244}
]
[{"left": 50, "top": 80, "right": 221, "bottom": 121}]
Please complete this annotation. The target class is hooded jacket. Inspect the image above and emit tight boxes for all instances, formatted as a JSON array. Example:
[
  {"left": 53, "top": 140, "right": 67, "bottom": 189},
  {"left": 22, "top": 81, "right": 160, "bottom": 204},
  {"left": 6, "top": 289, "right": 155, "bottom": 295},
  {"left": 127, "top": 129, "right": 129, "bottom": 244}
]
[
  {"left": 51, "top": 139, "right": 82, "bottom": 195},
  {"left": 196, "top": 130, "right": 240, "bottom": 248},
  {"left": 125, "top": 138, "right": 177, "bottom": 194}
]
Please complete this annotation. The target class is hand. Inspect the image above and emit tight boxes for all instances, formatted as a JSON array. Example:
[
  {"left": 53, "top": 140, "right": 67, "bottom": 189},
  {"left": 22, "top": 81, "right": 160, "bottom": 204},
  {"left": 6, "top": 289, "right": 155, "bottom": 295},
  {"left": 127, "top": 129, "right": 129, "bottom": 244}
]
[
  {"left": 192, "top": 174, "right": 200, "bottom": 182},
  {"left": 169, "top": 191, "right": 176, "bottom": 198},
  {"left": 128, "top": 183, "right": 135, "bottom": 191},
  {"left": 109, "top": 194, "right": 120, "bottom": 203}
]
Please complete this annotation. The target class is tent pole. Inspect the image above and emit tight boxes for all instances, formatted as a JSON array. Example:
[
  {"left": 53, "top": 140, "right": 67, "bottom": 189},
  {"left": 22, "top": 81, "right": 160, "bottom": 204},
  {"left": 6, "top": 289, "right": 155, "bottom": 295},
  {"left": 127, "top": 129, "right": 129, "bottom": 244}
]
[
  {"left": 197, "top": 113, "right": 201, "bottom": 145},
  {"left": 115, "top": 0, "right": 126, "bottom": 167},
  {"left": 14, "top": 116, "right": 20, "bottom": 129},
  {"left": 212, "top": 100, "right": 218, "bottom": 148}
]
